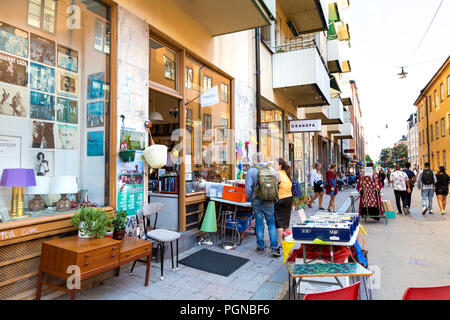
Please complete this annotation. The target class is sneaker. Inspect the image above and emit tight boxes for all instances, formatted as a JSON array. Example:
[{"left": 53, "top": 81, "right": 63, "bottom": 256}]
[
  {"left": 422, "top": 207, "right": 428, "bottom": 215},
  {"left": 398, "top": 211, "right": 403, "bottom": 215},
  {"left": 429, "top": 211, "right": 433, "bottom": 215},
  {"left": 404, "top": 207, "right": 410, "bottom": 215},
  {"left": 441, "top": 210, "right": 445, "bottom": 215},
  {"left": 255, "top": 247, "right": 265, "bottom": 255},
  {"left": 271, "top": 246, "right": 282, "bottom": 257}
]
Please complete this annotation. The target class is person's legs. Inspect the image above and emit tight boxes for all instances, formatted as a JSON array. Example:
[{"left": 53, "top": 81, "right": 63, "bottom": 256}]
[
  {"left": 400, "top": 191, "right": 408, "bottom": 213},
  {"left": 405, "top": 187, "right": 413, "bottom": 209},
  {"left": 260, "top": 201, "right": 279, "bottom": 250},
  {"left": 274, "top": 199, "right": 284, "bottom": 244},
  {"left": 319, "top": 192, "right": 324, "bottom": 208},
  {"left": 331, "top": 195, "right": 336, "bottom": 212},
  {"left": 437, "top": 195, "right": 444, "bottom": 212},
  {"left": 252, "top": 199, "right": 265, "bottom": 250},
  {"left": 394, "top": 190, "right": 403, "bottom": 214},
  {"left": 443, "top": 195, "right": 447, "bottom": 212},
  {"left": 427, "top": 189, "right": 434, "bottom": 213}
]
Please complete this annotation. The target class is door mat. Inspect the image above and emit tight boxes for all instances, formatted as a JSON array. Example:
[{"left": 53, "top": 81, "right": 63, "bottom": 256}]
[{"left": 179, "top": 249, "right": 249, "bottom": 277}]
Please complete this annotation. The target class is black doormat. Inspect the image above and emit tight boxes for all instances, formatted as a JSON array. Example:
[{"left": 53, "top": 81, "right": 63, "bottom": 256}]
[{"left": 179, "top": 249, "right": 249, "bottom": 277}]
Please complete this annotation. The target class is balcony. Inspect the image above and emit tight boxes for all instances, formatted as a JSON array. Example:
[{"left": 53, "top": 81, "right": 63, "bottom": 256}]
[
  {"left": 342, "top": 60, "right": 351, "bottom": 73},
  {"left": 327, "top": 124, "right": 342, "bottom": 134},
  {"left": 278, "top": 0, "right": 328, "bottom": 35},
  {"left": 172, "top": 0, "right": 275, "bottom": 36},
  {"left": 327, "top": 39, "right": 342, "bottom": 73},
  {"left": 273, "top": 38, "right": 330, "bottom": 107},
  {"left": 323, "top": 97, "right": 344, "bottom": 124},
  {"left": 337, "top": 23, "right": 351, "bottom": 41},
  {"left": 335, "top": 111, "right": 354, "bottom": 139}
]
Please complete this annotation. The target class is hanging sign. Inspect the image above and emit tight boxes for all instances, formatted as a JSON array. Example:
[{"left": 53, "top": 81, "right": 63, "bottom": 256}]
[
  {"left": 288, "top": 119, "right": 321, "bottom": 132},
  {"left": 200, "top": 85, "right": 219, "bottom": 107},
  {"left": 344, "top": 149, "right": 355, "bottom": 153}
]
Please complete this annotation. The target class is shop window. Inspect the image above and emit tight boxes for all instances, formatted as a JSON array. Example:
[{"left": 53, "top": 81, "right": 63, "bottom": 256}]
[
  {"left": 220, "top": 83, "right": 228, "bottom": 103},
  {"left": 260, "top": 102, "right": 283, "bottom": 163},
  {"left": 149, "top": 37, "right": 177, "bottom": 90},
  {"left": 28, "top": 0, "right": 57, "bottom": 34},
  {"left": 94, "top": 18, "right": 111, "bottom": 54}
]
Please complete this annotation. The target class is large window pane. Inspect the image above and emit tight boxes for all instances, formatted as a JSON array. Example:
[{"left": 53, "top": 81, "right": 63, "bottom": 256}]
[{"left": 149, "top": 37, "right": 177, "bottom": 90}]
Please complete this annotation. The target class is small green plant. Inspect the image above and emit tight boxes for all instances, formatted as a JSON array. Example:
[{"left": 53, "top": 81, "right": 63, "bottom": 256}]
[
  {"left": 112, "top": 210, "right": 127, "bottom": 230},
  {"left": 70, "top": 206, "right": 112, "bottom": 239}
]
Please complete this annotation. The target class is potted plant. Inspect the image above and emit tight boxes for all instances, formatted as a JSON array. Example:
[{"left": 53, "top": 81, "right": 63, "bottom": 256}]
[
  {"left": 70, "top": 206, "right": 112, "bottom": 239},
  {"left": 112, "top": 210, "right": 127, "bottom": 240}
]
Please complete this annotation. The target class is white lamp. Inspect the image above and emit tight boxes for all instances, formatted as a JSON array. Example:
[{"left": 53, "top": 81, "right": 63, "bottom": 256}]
[
  {"left": 49, "top": 176, "right": 78, "bottom": 211},
  {"left": 25, "top": 176, "right": 50, "bottom": 211}
]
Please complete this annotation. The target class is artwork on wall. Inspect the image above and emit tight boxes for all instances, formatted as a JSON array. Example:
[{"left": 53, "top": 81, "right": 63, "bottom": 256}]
[
  {"left": 29, "top": 62, "right": 55, "bottom": 93},
  {"left": 30, "top": 149, "right": 54, "bottom": 176},
  {"left": 57, "top": 69, "right": 78, "bottom": 99},
  {"left": 120, "top": 129, "right": 145, "bottom": 150},
  {"left": 117, "top": 153, "right": 145, "bottom": 216},
  {"left": 0, "top": 21, "right": 28, "bottom": 58},
  {"left": 0, "top": 52, "right": 28, "bottom": 87},
  {"left": 87, "top": 72, "right": 105, "bottom": 99},
  {"left": 87, "top": 131, "right": 104, "bottom": 156},
  {"left": 30, "top": 91, "right": 54, "bottom": 121},
  {"left": 31, "top": 120, "right": 55, "bottom": 149},
  {"left": 87, "top": 101, "right": 104, "bottom": 127},
  {"left": 54, "top": 123, "right": 78, "bottom": 150},
  {"left": 0, "top": 82, "right": 27, "bottom": 117},
  {"left": 30, "top": 33, "right": 55, "bottom": 66},
  {"left": 57, "top": 45, "right": 78, "bottom": 72},
  {"left": 56, "top": 97, "right": 78, "bottom": 124}
]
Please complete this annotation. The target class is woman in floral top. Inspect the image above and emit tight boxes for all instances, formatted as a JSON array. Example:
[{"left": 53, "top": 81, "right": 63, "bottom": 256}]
[{"left": 356, "top": 166, "right": 384, "bottom": 220}]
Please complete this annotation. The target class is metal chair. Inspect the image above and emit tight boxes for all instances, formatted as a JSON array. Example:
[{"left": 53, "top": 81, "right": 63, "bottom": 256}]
[
  {"left": 129, "top": 203, "right": 181, "bottom": 280},
  {"left": 402, "top": 285, "right": 450, "bottom": 300},
  {"left": 303, "top": 282, "right": 361, "bottom": 300}
]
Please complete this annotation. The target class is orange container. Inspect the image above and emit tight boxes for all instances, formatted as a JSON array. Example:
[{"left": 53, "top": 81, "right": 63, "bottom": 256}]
[{"left": 222, "top": 186, "right": 247, "bottom": 202}]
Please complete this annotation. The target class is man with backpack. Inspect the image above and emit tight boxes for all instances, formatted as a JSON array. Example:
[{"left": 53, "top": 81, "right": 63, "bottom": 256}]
[
  {"left": 417, "top": 162, "right": 437, "bottom": 215},
  {"left": 402, "top": 162, "right": 416, "bottom": 214},
  {"left": 245, "top": 153, "right": 281, "bottom": 257}
]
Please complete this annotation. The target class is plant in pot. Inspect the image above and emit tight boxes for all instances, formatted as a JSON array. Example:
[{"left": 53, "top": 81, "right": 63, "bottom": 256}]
[
  {"left": 70, "top": 206, "right": 112, "bottom": 239},
  {"left": 112, "top": 210, "right": 127, "bottom": 240}
]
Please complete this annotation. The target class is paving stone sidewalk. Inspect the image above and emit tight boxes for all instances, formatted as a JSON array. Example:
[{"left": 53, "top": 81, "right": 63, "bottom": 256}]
[{"left": 55, "top": 188, "right": 355, "bottom": 300}]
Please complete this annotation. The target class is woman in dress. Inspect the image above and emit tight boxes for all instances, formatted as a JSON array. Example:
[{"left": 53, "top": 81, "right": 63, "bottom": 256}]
[
  {"left": 274, "top": 158, "right": 293, "bottom": 244},
  {"left": 435, "top": 166, "right": 449, "bottom": 215},
  {"left": 356, "top": 165, "right": 384, "bottom": 220},
  {"left": 325, "top": 164, "right": 338, "bottom": 212},
  {"left": 307, "top": 162, "right": 325, "bottom": 210}
]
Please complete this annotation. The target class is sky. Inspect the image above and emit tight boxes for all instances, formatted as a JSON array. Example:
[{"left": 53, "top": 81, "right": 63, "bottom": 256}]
[{"left": 347, "top": 0, "right": 450, "bottom": 160}]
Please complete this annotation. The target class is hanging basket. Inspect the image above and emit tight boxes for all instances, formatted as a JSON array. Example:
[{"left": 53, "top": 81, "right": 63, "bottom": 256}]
[
  {"left": 119, "top": 150, "right": 136, "bottom": 162},
  {"left": 143, "top": 144, "right": 167, "bottom": 168}
]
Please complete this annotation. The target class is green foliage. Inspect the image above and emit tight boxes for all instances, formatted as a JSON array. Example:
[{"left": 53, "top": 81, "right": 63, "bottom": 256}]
[
  {"left": 365, "top": 154, "right": 373, "bottom": 162},
  {"left": 379, "top": 148, "right": 394, "bottom": 168},
  {"left": 113, "top": 210, "right": 127, "bottom": 230},
  {"left": 392, "top": 143, "right": 408, "bottom": 167},
  {"left": 70, "top": 207, "right": 112, "bottom": 239}
]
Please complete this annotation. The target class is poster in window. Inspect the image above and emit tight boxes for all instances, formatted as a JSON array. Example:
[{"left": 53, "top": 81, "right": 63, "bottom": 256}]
[
  {"left": 57, "top": 45, "right": 78, "bottom": 73},
  {"left": 30, "top": 149, "right": 54, "bottom": 177},
  {"left": 0, "top": 82, "right": 27, "bottom": 117},
  {"left": 57, "top": 69, "right": 78, "bottom": 99},
  {"left": 87, "top": 101, "right": 104, "bottom": 127},
  {"left": 31, "top": 120, "right": 55, "bottom": 149},
  {"left": 0, "top": 52, "right": 27, "bottom": 87},
  {"left": 30, "top": 91, "right": 54, "bottom": 121},
  {"left": 54, "top": 123, "right": 78, "bottom": 150},
  {"left": 163, "top": 55, "right": 175, "bottom": 80},
  {"left": 56, "top": 97, "right": 78, "bottom": 124},
  {"left": 0, "top": 21, "right": 28, "bottom": 58},
  {"left": 29, "top": 62, "right": 55, "bottom": 93},
  {"left": 87, "top": 131, "right": 104, "bottom": 156},
  {"left": 117, "top": 154, "right": 145, "bottom": 216},
  {"left": 30, "top": 33, "right": 55, "bottom": 66},
  {"left": 87, "top": 72, "right": 105, "bottom": 99}
]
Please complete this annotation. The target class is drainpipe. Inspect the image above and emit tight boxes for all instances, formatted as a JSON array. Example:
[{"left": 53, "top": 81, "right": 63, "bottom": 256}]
[
  {"left": 255, "top": 28, "right": 261, "bottom": 152},
  {"left": 422, "top": 90, "right": 431, "bottom": 164}
]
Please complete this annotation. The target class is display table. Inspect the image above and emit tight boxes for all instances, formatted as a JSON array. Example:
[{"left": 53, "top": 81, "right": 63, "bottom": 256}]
[{"left": 36, "top": 235, "right": 152, "bottom": 300}]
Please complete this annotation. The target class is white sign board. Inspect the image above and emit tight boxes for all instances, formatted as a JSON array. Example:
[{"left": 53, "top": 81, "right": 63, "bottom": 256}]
[
  {"left": 200, "top": 85, "right": 219, "bottom": 107},
  {"left": 364, "top": 167, "right": 373, "bottom": 176},
  {"left": 288, "top": 119, "right": 322, "bottom": 132}
]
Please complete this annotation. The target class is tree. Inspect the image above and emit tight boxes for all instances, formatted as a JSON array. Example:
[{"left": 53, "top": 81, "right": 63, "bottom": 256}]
[
  {"left": 365, "top": 154, "right": 373, "bottom": 163},
  {"left": 392, "top": 143, "right": 408, "bottom": 167},
  {"left": 379, "top": 148, "right": 393, "bottom": 168}
]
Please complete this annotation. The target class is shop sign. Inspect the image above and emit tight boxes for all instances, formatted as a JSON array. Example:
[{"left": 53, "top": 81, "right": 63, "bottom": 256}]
[
  {"left": 200, "top": 85, "right": 219, "bottom": 107},
  {"left": 344, "top": 149, "right": 355, "bottom": 153},
  {"left": 288, "top": 119, "right": 321, "bottom": 132}
]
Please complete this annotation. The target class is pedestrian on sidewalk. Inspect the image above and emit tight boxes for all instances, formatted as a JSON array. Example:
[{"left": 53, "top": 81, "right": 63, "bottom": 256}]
[
  {"left": 389, "top": 164, "right": 411, "bottom": 215},
  {"left": 402, "top": 162, "right": 416, "bottom": 214},
  {"left": 386, "top": 169, "right": 392, "bottom": 187},
  {"left": 435, "top": 166, "right": 449, "bottom": 215},
  {"left": 356, "top": 163, "right": 383, "bottom": 220},
  {"left": 245, "top": 152, "right": 281, "bottom": 257},
  {"left": 274, "top": 158, "right": 293, "bottom": 244},
  {"left": 417, "top": 162, "right": 437, "bottom": 215},
  {"left": 379, "top": 168, "right": 386, "bottom": 188},
  {"left": 307, "top": 162, "right": 325, "bottom": 210},
  {"left": 325, "top": 164, "right": 338, "bottom": 213}
]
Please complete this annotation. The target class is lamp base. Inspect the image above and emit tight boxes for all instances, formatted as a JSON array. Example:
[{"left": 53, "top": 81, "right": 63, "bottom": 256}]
[
  {"left": 29, "top": 195, "right": 46, "bottom": 211},
  {"left": 55, "top": 194, "right": 71, "bottom": 212},
  {"left": 11, "top": 213, "right": 31, "bottom": 219}
]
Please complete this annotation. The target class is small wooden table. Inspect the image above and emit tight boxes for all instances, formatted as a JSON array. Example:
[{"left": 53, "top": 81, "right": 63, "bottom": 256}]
[{"left": 36, "top": 236, "right": 152, "bottom": 300}]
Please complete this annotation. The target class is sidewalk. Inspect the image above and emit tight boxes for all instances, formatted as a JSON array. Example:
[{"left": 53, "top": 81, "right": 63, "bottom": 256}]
[{"left": 54, "top": 188, "right": 355, "bottom": 300}]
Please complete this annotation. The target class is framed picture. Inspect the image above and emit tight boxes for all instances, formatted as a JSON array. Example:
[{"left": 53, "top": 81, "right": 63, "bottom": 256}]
[
  {"left": 57, "top": 69, "right": 78, "bottom": 99},
  {"left": 30, "top": 33, "right": 55, "bottom": 66},
  {"left": 30, "top": 91, "right": 54, "bottom": 121},
  {"left": 56, "top": 97, "right": 78, "bottom": 124},
  {"left": 87, "top": 131, "right": 104, "bottom": 156},
  {"left": 87, "top": 72, "right": 105, "bottom": 99},
  {"left": 0, "top": 52, "right": 28, "bottom": 87},
  {"left": 0, "top": 21, "right": 28, "bottom": 58},
  {"left": 54, "top": 123, "right": 78, "bottom": 150},
  {"left": 87, "top": 101, "right": 104, "bottom": 127},
  {"left": 29, "top": 62, "right": 54, "bottom": 93},
  {"left": 0, "top": 82, "right": 28, "bottom": 117},
  {"left": 30, "top": 149, "right": 54, "bottom": 176},
  {"left": 57, "top": 44, "right": 78, "bottom": 72},
  {"left": 31, "top": 120, "right": 55, "bottom": 149}
]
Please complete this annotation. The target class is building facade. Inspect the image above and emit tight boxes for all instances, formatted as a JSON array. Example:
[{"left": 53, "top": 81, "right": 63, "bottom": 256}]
[{"left": 406, "top": 113, "right": 419, "bottom": 168}]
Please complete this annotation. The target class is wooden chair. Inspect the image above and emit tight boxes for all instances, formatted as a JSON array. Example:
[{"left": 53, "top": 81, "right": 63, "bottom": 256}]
[{"left": 303, "top": 282, "right": 361, "bottom": 300}]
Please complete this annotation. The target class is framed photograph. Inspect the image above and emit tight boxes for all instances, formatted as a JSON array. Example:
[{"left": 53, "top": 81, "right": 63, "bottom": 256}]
[
  {"left": 0, "top": 52, "right": 28, "bottom": 87},
  {"left": 30, "top": 91, "right": 54, "bottom": 121},
  {"left": 87, "top": 101, "right": 104, "bottom": 127},
  {"left": 0, "top": 21, "right": 28, "bottom": 58},
  {"left": 54, "top": 123, "right": 78, "bottom": 150},
  {"left": 57, "top": 69, "right": 78, "bottom": 99},
  {"left": 31, "top": 120, "right": 55, "bottom": 149},
  {"left": 87, "top": 72, "right": 105, "bottom": 99},
  {"left": 57, "top": 45, "right": 78, "bottom": 72},
  {"left": 30, "top": 149, "right": 54, "bottom": 176},
  {"left": 0, "top": 82, "right": 28, "bottom": 117},
  {"left": 87, "top": 131, "right": 104, "bottom": 156},
  {"left": 56, "top": 97, "right": 78, "bottom": 124},
  {"left": 29, "top": 62, "right": 55, "bottom": 93},
  {"left": 30, "top": 33, "right": 55, "bottom": 66}
]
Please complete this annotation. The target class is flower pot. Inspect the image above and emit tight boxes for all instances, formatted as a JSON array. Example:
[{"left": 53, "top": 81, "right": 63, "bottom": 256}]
[
  {"left": 105, "top": 230, "right": 113, "bottom": 238},
  {"left": 78, "top": 221, "right": 90, "bottom": 238},
  {"left": 143, "top": 144, "right": 167, "bottom": 168},
  {"left": 113, "top": 228, "right": 126, "bottom": 240},
  {"left": 119, "top": 150, "right": 136, "bottom": 162}
]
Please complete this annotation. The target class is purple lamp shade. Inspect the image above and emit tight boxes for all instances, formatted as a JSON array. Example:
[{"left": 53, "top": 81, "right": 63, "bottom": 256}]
[{"left": 0, "top": 169, "right": 36, "bottom": 187}]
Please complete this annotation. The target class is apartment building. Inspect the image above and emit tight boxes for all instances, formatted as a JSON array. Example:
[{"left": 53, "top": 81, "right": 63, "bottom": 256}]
[{"left": 406, "top": 113, "right": 419, "bottom": 168}]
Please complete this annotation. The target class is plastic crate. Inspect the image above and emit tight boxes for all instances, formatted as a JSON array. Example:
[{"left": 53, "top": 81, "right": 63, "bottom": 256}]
[
  {"left": 385, "top": 211, "right": 396, "bottom": 219},
  {"left": 226, "top": 215, "right": 252, "bottom": 232},
  {"left": 222, "top": 185, "right": 247, "bottom": 202}
]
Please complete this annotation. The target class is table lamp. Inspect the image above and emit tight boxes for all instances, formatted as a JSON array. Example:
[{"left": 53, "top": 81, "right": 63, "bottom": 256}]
[
  {"left": 25, "top": 176, "right": 50, "bottom": 211},
  {"left": 0, "top": 169, "right": 36, "bottom": 219},
  {"left": 49, "top": 176, "right": 78, "bottom": 211},
  {"left": 198, "top": 201, "right": 217, "bottom": 246}
]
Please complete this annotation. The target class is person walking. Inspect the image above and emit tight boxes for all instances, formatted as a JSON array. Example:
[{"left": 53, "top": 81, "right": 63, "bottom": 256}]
[
  {"left": 357, "top": 164, "right": 384, "bottom": 220},
  {"left": 274, "top": 158, "right": 293, "bottom": 244},
  {"left": 307, "top": 162, "right": 325, "bottom": 210},
  {"left": 245, "top": 153, "right": 281, "bottom": 257},
  {"left": 325, "top": 164, "right": 338, "bottom": 213},
  {"left": 386, "top": 169, "right": 391, "bottom": 187},
  {"left": 435, "top": 166, "right": 449, "bottom": 215},
  {"left": 417, "top": 162, "right": 437, "bottom": 215},
  {"left": 402, "top": 162, "right": 416, "bottom": 214},
  {"left": 378, "top": 168, "right": 386, "bottom": 188},
  {"left": 389, "top": 164, "right": 410, "bottom": 215}
]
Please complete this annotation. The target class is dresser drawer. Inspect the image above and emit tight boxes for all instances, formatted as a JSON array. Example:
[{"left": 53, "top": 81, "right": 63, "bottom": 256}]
[
  {"left": 78, "top": 244, "right": 120, "bottom": 272},
  {"left": 120, "top": 244, "right": 152, "bottom": 262}
]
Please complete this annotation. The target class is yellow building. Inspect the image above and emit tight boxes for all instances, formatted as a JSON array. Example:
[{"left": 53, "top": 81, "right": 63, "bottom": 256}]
[{"left": 414, "top": 56, "right": 450, "bottom": 171}]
